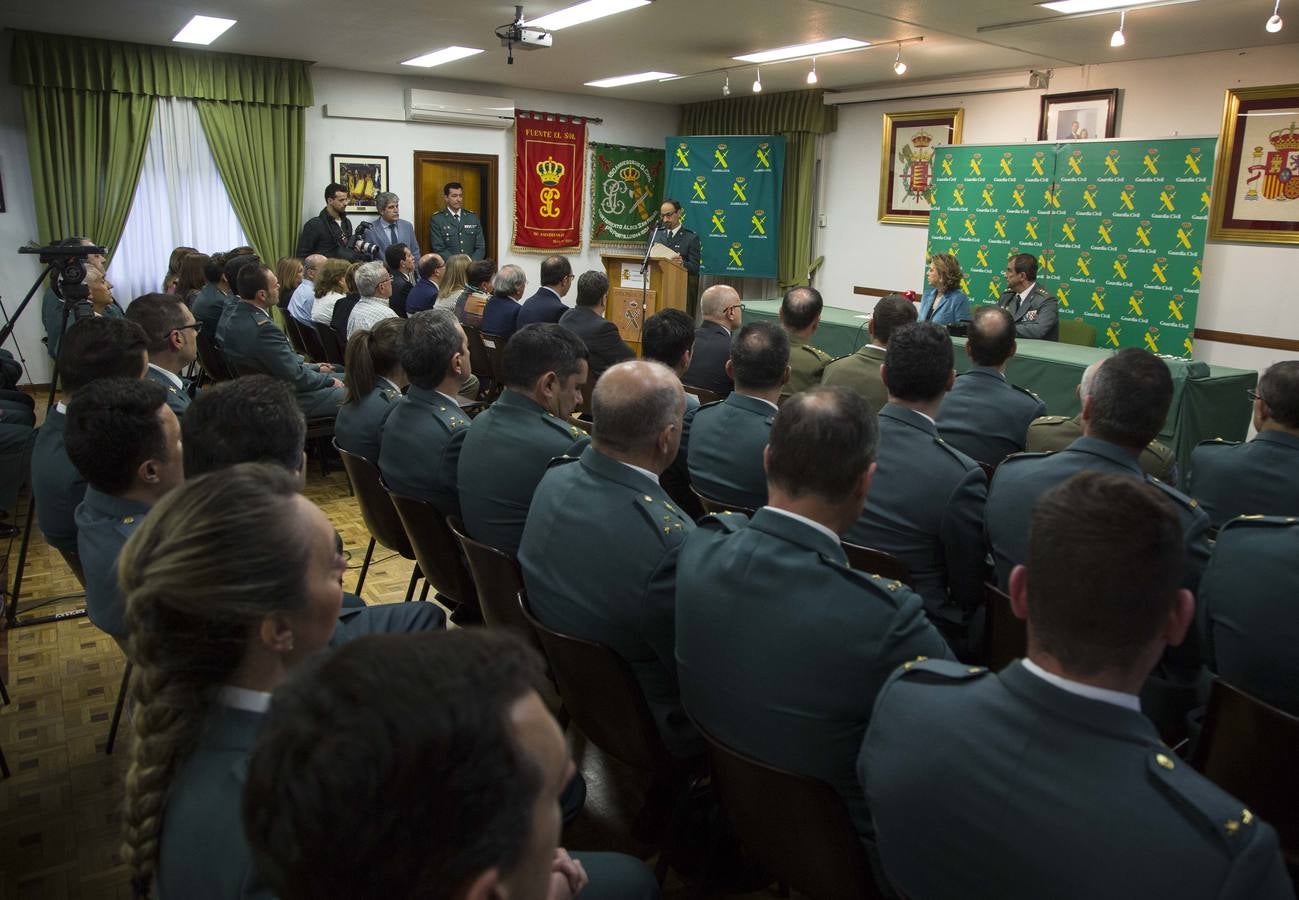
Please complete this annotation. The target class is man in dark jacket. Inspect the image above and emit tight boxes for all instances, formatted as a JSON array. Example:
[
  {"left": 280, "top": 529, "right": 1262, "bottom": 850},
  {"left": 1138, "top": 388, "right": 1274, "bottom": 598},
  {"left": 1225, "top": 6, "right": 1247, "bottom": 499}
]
[
  {"left": 296, "top": 183, "right": 367, "bottom": 261},
  {"left": 558, "top": 271, "right": 633, "bottom": 384}
]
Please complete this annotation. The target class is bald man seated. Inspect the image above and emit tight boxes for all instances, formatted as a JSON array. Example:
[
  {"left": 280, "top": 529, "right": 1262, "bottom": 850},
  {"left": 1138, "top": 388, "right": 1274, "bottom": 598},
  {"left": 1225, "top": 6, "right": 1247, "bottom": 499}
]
[{"left": 682, "top": 285, "right": 743, "bottom": 397}]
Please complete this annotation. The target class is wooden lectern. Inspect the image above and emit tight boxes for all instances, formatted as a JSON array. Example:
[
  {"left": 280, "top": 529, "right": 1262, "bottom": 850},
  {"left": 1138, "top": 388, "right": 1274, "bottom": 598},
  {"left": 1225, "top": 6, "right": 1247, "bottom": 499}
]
[{"left": 599, "top": 251, "right": 688, "bottom": 357}]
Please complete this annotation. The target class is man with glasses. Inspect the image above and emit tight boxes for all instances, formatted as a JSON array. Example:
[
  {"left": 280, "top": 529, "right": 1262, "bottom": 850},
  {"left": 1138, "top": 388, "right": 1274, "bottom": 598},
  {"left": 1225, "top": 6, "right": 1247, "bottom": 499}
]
[
  {"left": 347, "top": 261, "right": 399, "bottom": 340},
  {"left": 654, "top": 199, "right": 701, "bottom": 319},
  {"left": 682, "top": 284, "right": 743, "bottom": 397},
  {"left": 126, "top": 292, "right": 200, "bottom": 417},
  {"left": 405, "top": 253, "right": 445, "bottom": 316}
]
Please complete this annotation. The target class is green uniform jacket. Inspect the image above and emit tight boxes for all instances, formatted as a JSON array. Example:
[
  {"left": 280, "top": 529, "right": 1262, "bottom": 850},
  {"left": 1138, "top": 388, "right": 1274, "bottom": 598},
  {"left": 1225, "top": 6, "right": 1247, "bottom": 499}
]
[
  {"left": 677, "top": 508, "right": 954, "bottom": 839},
  {"left": 377, "top": 385, "right": 469, "bottom": 519},
  {"left": 1200, "top": 515, "right": 1299, "bottom": 716},
  {"left": 1186, "top": 431, "right": 1299, "bottom": 528},
  {"left": 74, "top": 488, "right": 148, "bottom": 639},
  {"left": 519, "top": 447, "right": 698, "bottom": 756},
  {"left": 936, "top": 366, "right": 1046, "bottom": 467},
  {"left": 781, "top": 333, "right": 832, "bottom": 401},
  {"left": 457, "top": 390, "right": 589, "bottom": 556},
  {"left": 31, "top": 406, "right": 83, "bottom": 553},
  {"left": 334, "top": 378, "right": 401, "bottom": 463},
  {"left": 192, "top": 283, "right": 233, "bottom": 341},
  {"left": 145, "top": 366, "right": 191, "bottom": 418},
  {"left": 428, "top": 208, "right": 486, "bottom": 261},
  {"left": 218, "top": 301, "right": 344, "bottom": 419},
  {"left": 1027, "top": 413, "right": 1177, "bottom": 486},
  {"left": 687, "top": 393, "right": 775, "bottom": 509},
  {"left": 821, "top": 344, "right": 888, "bottom": 413},
  {"left": 861, "top": 658, "right": 1293, "bottom": 900},
  {"left": 845, "top": 404, "right": 987, "bottom": 617}
]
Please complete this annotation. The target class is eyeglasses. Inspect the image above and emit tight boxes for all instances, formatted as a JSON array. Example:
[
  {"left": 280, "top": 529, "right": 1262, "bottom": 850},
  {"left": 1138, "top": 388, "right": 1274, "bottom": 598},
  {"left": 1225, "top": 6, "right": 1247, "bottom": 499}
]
[
  {"left": 723, "top": 303, "right": 746, "bottom": 314},
  {"left": 1247, "top": 388, "right": 1265, "bottom": 404},
  {"left": 174, "top": 322, "right": 202, "bottom": 335}
]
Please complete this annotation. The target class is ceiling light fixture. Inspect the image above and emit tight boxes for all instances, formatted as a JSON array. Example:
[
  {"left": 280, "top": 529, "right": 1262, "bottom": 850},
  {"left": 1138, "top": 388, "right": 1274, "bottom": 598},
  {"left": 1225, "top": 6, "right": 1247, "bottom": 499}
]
[
  {"left": 806, "top": 58, "right": 818, "bottom": 85},
  {"left": 401, "top": 46, "right": 485, "bottom": 67},
  {"left": 525, "top": 0, "right": 651, "bottom": 31},
  {"left": 172, "top": 15, "right": 236, "bottom": 45},
  {"left": 893, "top": 44, "right": 908, "bottom": 75},
  {"left": 752, "top": 68, "right": 763, "bottom": 93},
  {"left": 1040, "top": 0, "right": 1163, "bottom": 11},
  {"left": 734, "top": 37, "right": 869, "bottom": 64},
  {"left": 1266, "top": 0, "right": 1284, "bottom": 30},
  {"left": 723, "top": 72, "right": 731, "bottom": 96},
  {"left": 1110, "top": 9, "right": 1127, "bottom": 45},
  {"left": 585, "top": 70, "right": 675, "bottom": 87}
]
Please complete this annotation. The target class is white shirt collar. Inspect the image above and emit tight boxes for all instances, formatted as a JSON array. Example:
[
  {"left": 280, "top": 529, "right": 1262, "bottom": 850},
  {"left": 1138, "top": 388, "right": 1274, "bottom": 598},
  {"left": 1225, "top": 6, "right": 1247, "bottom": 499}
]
[
  {"left": 56, "top": 400, "right": 67, "bottom": 414},
  {"left": 868, "top": 342, "right": 887, "bottom": 351},
  {"left": 620, "top": 461, "right": 660, "bottom": 486},
  {"left": 217, "top": 685, "right": 272, "bottom": 713},
  {"left": 743, "top": 393, "right": 779, "bottom": 413},
  {"left": 1021, "top": 658, "right": 1141, "bottom": 712},
  {"left": 148, "top": 362, "right": 184, "bottom": 389},
  {"left": 541, "top": 286, "right": 562, "bottom": 300},
  {"left": 378, "top": 376, "right": 402, "bottom": 394},
  {"left": 762, "top": 506, "right": 842, "bottom": 546},
  {"left": 1018, "top": 281, "right": 1038, "bottom": 303},
  {"left": 437, "top": 390, "right": 463, "bottom": 408},
  {"left": 912, "top": 408, "right": 936, "bottom": 426},
  {"left": 669, "top": 225, "right": 680, "bottom": 237}
]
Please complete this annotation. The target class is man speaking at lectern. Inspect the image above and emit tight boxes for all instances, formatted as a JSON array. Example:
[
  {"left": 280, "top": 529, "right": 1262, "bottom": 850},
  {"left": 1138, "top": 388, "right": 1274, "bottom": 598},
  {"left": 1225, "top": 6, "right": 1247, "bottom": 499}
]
[
  {"left": 654, "top": 199, "right": 701, "bottom": 320},
  {"left": 998, "top": 253, "right": 1059, "bottom": 341}
]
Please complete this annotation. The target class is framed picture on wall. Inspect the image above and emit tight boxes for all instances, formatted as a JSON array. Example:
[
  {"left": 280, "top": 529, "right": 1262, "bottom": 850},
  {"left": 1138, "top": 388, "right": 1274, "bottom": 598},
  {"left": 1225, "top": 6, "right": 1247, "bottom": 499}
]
[
  {"left": 1208, "top": 83, "right": 1299, "bottom": 245},
  {"left": 331, "top": 154, "right": 389, "bottom": 214},
  {"left": 1038, "top": 89, "right": 1119, "bottom": 141},
  {"left": 879, "top": 108, "right": 964, "bottom": 226}
]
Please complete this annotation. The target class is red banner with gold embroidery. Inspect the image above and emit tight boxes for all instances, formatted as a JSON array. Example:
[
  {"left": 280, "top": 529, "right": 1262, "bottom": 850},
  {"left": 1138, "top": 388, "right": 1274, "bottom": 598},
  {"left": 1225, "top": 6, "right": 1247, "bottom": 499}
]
[{"left": 512, "top": 110, "right": 587, "bottom": 252}]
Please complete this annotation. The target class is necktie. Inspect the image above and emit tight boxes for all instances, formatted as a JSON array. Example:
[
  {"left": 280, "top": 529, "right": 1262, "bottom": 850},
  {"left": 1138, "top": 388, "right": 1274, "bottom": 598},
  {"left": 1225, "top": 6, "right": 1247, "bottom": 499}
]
[{"left": 389, "top": 224, "right": 398, "bottom": 243}]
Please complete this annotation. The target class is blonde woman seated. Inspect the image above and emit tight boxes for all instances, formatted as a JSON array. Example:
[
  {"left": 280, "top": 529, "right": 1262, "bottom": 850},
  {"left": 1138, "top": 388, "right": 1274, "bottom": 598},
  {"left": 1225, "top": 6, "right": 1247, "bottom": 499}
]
[
  {"left": 918, "top": 253, "right": 972, "bottom": 326},
  {"left": 309, "top": 259, "right": 352, "bottom": 326}
]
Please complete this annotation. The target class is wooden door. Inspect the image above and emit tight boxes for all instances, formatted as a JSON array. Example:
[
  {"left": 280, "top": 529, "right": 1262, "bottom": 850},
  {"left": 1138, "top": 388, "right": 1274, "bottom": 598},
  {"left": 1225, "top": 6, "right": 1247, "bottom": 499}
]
[{"left": 414, "top": 151, "right": 499, "bottom": 263}]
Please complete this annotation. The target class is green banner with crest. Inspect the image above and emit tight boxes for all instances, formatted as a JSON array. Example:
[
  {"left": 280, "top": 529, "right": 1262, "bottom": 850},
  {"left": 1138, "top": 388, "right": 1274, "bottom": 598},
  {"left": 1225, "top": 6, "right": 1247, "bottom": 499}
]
[
  {"left": 927, "top": 137, "right": 1214, "bottom": 357},
  {"left": 589, "top": 143, "right": 666, "bottom": 246},
  {"left": 664, "top": 135, "right": 785, "bottom": 279}
]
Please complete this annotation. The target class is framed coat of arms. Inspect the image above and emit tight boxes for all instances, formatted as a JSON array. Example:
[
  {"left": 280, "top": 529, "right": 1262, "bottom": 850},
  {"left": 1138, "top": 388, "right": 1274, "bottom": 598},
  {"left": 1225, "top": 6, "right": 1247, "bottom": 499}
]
[
  {"left": 1208, "top": 83, "right": 1299, "bottom": 245},
  {"left": 879, "top": 108, "right": 964, "bottom": 225}
]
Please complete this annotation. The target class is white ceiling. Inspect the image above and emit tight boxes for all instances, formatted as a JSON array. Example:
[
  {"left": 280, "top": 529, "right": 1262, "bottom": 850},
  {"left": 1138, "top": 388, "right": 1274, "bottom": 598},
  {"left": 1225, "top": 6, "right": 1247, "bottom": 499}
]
[{"left": 4, "top": 0, "right": 1295, "bottom": 104}]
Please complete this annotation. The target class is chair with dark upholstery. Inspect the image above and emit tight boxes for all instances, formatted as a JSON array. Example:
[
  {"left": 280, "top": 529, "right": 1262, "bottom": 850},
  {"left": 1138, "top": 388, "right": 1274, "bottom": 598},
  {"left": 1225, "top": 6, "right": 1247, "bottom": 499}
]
[
  {"left": 282, "top": 314, "right": 309, "bottom": 358},
  {"left": 981, "top": 581, "right": 1026, "bottom": 670},
  {"left": 840, "top": 541, "right": 913, "bottom": 587},
  {"left": 683, "top": 384, "right": 720, "bottom": 406},
  {"left": 386, "top": 493, "right": 478, "bottom": 619},
  {"left": 461, "top": 324, "right": 499, "bottom": 401},
  {"left": 479, "top": 331, "right": 510, "bottom": 389},
  {"left": 446, "top": 516, "right": 537, "bottom": 647},
  {"left": 195, "top": 331, "right": 234, "bottom": 383},
  {"left": 313, "top": 322, "right": 346, "bottom": 365},
  {"left": 335, "top": 443, "right": 423, "bottom": 601}
]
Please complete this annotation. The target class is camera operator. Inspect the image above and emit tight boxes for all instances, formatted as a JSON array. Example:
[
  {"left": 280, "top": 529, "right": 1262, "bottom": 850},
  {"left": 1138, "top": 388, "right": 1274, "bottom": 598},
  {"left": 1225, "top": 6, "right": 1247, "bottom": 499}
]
[
  {"left": 296, "top": 183, "right": 375, "bottom": 262},
  {"left": 41, "top": 237, "right": 120, "bottom": 362}
]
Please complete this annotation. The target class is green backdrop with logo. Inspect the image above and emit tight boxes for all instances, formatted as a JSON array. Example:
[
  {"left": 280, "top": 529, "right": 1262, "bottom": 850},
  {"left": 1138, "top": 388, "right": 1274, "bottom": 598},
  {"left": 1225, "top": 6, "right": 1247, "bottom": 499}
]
[
  {"left": 926, "top": 137, "right": 1215, "bottom": 357},
  {"left": 664, "top": 135, "right": 785, "bottom": 279}
]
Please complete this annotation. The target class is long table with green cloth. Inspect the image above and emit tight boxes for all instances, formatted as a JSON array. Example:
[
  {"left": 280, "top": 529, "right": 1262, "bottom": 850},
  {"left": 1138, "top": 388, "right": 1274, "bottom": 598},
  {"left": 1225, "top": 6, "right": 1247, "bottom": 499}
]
[{"left": 742, "top": 299, "right": 1258, "bottom": 477}]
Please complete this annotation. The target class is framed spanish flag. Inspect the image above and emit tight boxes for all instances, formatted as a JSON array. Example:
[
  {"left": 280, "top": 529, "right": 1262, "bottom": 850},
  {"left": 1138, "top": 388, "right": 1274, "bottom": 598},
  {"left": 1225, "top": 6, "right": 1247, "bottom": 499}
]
[{"left": 1208, "top": 83, "right": 1299, "bottom": 245}]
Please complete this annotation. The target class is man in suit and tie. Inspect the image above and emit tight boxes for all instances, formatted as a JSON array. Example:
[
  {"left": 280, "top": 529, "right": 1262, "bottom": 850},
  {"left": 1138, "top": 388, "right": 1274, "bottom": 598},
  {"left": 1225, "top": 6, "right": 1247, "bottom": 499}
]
[
  {"left": 654, "top": 199, "right": 701, "bottom": 319},
  {"left": 404, "top": 253, "right": 445, "bottom": 316},
  {"left": 558, "top": 271, "right": 634, "bottom": 383},
  {"left": 862, "top": 472, "right": 1293, "bottom": 900},
  {"left": 822, "top": 294, "right": 917, "bottom": 413},
  {"left": 126, "top": 293, "right": 198, "bottom": 418},
  {"left": 997, "top": 252, "right": 1058, "bottom": 341},
  {"left": 518, "top": 256, "right": 574, "bottom": 327},
  {"left": 428, "top": 182, "right": 487, "bottom": 262},
  {"left": 681, "top": 284, "right": 742, "bottom": 397},
  {"left": 369, "top": 192, "right": 420, "bottom": 259}
]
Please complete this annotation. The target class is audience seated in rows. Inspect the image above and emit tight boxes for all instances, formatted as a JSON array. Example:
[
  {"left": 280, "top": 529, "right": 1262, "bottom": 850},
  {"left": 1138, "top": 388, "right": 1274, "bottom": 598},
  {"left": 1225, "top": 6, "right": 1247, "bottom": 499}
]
[
  {"left": 309, "top": 258, "right": 351, "bottom": 327},
  {"left": 822, "top": 293, "right": 916, "bottom": 413},
  {"left": 936, "top": 305, "right": 1046, "bottom": 467},
  {"left": 200, "top": 252, "right": 256, "bottom": 341},
  {"left": 405, "top": 252, "right": 445, "bottom": 316},
  {"left": 174, "top": 251, "right": 210, "bottom": 304},
  {"left": 558, "top": 271, "right": 633, "bottom": 384},
  {"left": 162, "top": 245, "right": 198, "bottom": 295},
  {"left": 518, "top": 255, "right": 574, "bottom": 327},
  {"left": 862, "top": 472, "right": 1293, "bottom": 900},
  {"left": 334, "top": 318, "right": 405, "bottom": 463},
  {"left": 383, "top": 242, "right": 416, "bottom": 318},
  {"left": 641, "top": 308, "right": 704, "bottom": 520},
  {"left": 687, "top": 321, "right": 789, "bottom": 510},
  {"left": 191, "top": 251, "right": 236, "bottom": 338},
  {"left": 327, "top": 263, "right": 365, "bottom": 339},
  {"left": 456, "top": 258, "right": 497, "bottom": 328},
  {"left": 778, "top": 286, "right": 833, "bottom": 401},
  {"left": 520, "top": 360, "right": 698, "bottom": 757},
  {"left": 434, "top": 253, "right": 471, "bottom": 313},
  {"left": 346, "top": 260, "right": 398, "bottom": 340},
  {"left": 679, "top": 385, "right": 952, "bottom": 856},
  {"left": 681, "top": 284, "right": 740, "bottom": 397},
  {"left": 275, "top": 257, "right": 304, "bottom": 316},
  {"left": 287, "top": 254, "right": 325, "bottom": 326},
  {"left": 127, "top": 293, "right": 199, "bottom": 417},
  {"left": 482, "top": 264, "right": 527, "bottom": 339}
]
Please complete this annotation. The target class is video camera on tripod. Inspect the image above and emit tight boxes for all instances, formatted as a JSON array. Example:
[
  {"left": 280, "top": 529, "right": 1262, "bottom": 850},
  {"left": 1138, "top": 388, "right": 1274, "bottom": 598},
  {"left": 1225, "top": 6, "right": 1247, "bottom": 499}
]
[{"left": 18, "top": 241, "right": 107, "bottom": 324}]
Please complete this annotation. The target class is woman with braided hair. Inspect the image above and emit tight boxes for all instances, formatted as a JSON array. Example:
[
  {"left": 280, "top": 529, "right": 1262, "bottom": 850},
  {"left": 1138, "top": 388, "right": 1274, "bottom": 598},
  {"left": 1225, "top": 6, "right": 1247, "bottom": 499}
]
[{"left": 119, "top": 462, "right": 345, "bottom": 898}]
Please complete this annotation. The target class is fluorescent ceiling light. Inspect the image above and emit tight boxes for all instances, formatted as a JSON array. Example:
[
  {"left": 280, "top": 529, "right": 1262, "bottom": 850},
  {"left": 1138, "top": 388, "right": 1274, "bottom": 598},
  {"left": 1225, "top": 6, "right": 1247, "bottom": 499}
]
[
  {"left": 526, "top": 0, "right": 651, "bottom": 31},
  {"left": 1040, "top": 0, "right": 1169, "bottom": 12},
  {"left": 401, "top": 46, "right": 484, "bottom": 67},
  {"left": 172, "top": 15, "right": 236, "bottom": 45},
  {"left": 733, "top": 37, "right": 868, "bottom": 64},
  {"left": 585, "top": 71, "right": 674, "bottom": 87}
]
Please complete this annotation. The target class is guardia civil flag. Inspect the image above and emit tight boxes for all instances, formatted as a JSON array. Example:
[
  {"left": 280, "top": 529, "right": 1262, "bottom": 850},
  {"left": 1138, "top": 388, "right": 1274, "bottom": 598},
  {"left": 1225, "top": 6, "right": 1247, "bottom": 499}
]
[
  {"left": 664, "top": 136, "right": 785, "bottom": 279},
  {"left": 589, "top": 143, "right": 666, "bottom": 246}
]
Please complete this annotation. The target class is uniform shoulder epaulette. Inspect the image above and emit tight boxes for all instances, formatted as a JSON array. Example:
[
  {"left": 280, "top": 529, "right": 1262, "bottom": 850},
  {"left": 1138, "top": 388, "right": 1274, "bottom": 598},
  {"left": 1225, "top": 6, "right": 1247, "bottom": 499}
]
[
  {"left": 1195, "top": 436, "right": 1241, "bottom": 449},
  {"left": 1030, "top": 415, "right": 1070, "bottom": 427},
  {"left": 430, "top": 402, "right": 470, "bottom": 432},
  {"left": 699, "top": 510, "right": 748, "bottom": 533},
  {"left": 1144, "top": 475, "right": 1201, "bottom": 511},
  {"left": 1146, "top": 748, "right": 1262, "bottom": 855},
  {"left": 696, "top": 399, "right": 724, "bottom": 411},
  {"left": 113, "top": 514, "right": 144, "bottom": 540},
  {"left": 933, "top": 434, "right": 980, "bottom": 470},
  {"left": 1146, "top": 439, "right": 1176, "bottom": 462},
  {"left": 831, "top": 561, "right": 914, "bottom": 602},
  {"left": 1219, "top": 513, "right": 1299, "bottom": 533},
  {"left": 1000, "top": 449, "right": 1052, "bottom": 467},
  {"left": 1010, "top": 383, "right": 1043, "bottom": 403},
  {"left": 894, "top": 657, "right": 988, "bottom": 682},
  {"left": 540, "top": 412, "right": 586, "bottom": 441},
  {"left": 544, "top": 454, "right": 581, "bottom": 470},
  {"left": 803, "top": 343, "right": 833, "bottom": 362},
  {"left": 632, "top": 490, "right": 691, "bottom": 542}
]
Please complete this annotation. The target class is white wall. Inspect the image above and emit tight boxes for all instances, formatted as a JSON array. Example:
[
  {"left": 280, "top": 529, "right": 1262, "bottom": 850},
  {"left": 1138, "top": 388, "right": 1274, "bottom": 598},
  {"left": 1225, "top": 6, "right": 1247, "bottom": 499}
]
[
  {"left": 305, "top": 67, "right": 679, "bottom": 299},
  {"left": 816, "top": 43, "right": 1299, "bottom": 372}
]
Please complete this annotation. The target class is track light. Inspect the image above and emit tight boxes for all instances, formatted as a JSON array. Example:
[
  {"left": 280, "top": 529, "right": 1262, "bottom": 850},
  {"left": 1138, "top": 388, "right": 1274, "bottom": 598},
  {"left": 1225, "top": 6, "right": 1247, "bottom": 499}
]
[
  {"left": 892, "top": 43, "right": 908, "bottom": 75},
  {"left": 1110, "top": 9, "right": 1126, "bottom": 46},
  {"left": 752, "top": 67, "right": 762, "bottom": 92},
  {"left": 722, "top": 72, "right": 731, "bottom": 96},
  {"left": 1266, "top": 0, "right": 1284, "bottom": 30},
  {"left": 807, "top": 57, "right": 818, "bottom": 85}
]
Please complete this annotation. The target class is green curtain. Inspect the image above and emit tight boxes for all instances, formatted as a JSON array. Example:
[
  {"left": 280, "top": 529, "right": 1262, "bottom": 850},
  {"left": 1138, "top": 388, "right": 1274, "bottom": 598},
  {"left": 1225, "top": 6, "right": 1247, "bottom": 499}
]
[
  {"left": 680, "top": 90, "right": 836, "bottom": 288},
  {"left": 196, "top": 100, "right": 306, "bottom": 263},
  {"left": 21, "top": 86, "right": 154, "bottom": 252}
]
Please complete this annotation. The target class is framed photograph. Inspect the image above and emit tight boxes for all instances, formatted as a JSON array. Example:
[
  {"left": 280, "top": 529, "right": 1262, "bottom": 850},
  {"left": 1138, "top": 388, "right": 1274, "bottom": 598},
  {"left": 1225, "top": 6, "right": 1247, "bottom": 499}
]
[
  {"left": 1208, "top": 83, "right": 1299, "bottom": 245},
  {"left": 330, "top": 154, "right": 389, "bottom": 214},
  {"left": 1038, "top": 89, "right": 1119, "bottom": 141},
  {"left": 879, "top": 108, "right": 964, "bottom": 226}
]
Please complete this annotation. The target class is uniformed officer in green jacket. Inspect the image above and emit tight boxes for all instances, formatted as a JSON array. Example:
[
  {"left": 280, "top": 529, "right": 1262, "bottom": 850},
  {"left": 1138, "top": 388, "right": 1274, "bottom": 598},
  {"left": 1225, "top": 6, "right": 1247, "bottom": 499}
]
[
  {"left": 427, "top": 181, "right": 487, "bottom": 261},
  {"left": 678, "top": 385, "right": 953, "bottom": 848},
  {"left": 218, "top": 263, "right": 345, "bottom": 420},
  {"left": 1027, "top": 358, "right": 1178, "bottom": 485},
  {"left": 821, "top": 293, "right": 916, "bottom": 414},
  {"left": 127, "top": 293, "right": 199, "bottom": 420},
  {"left": 458, "top": 324, "right": 591, "bottom": 556},
  {"left": 862, "top": 473, "right": 1294, "bottom": 900},
  {"left": 1185, "top": 360, "right": 1299, "bottom": 527},
  {"left": 520, "top": 360, "right": 699, "bottom": 757},
  {"left": 334, "top": 318, "right": 406, "bottom": 463},
  {"left": 777, "top": 286, "right": 834, "bottom": 401},
  {"left": 688, "top": 322, "right": 789, "bottom": 510}
]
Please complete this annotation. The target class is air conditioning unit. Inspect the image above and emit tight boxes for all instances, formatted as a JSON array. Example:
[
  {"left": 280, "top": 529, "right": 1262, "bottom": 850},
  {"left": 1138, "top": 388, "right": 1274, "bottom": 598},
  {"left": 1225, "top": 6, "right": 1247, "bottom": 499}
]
[{"left": 405, "top": 89, "right": 515, "bottom": 129}]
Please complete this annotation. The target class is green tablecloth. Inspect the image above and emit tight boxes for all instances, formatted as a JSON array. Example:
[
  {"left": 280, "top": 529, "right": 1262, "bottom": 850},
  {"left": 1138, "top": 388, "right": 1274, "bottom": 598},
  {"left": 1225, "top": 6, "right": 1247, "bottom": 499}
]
[{"left": 742, "top": 299, "right": 1257, "bottom": 476}]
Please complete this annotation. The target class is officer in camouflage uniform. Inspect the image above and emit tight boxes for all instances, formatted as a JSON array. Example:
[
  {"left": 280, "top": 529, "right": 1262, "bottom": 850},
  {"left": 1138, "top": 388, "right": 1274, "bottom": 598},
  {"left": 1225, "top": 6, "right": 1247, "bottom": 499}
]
[{"left": 778, "top": 285, "right": 834, "bottom": 401}]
